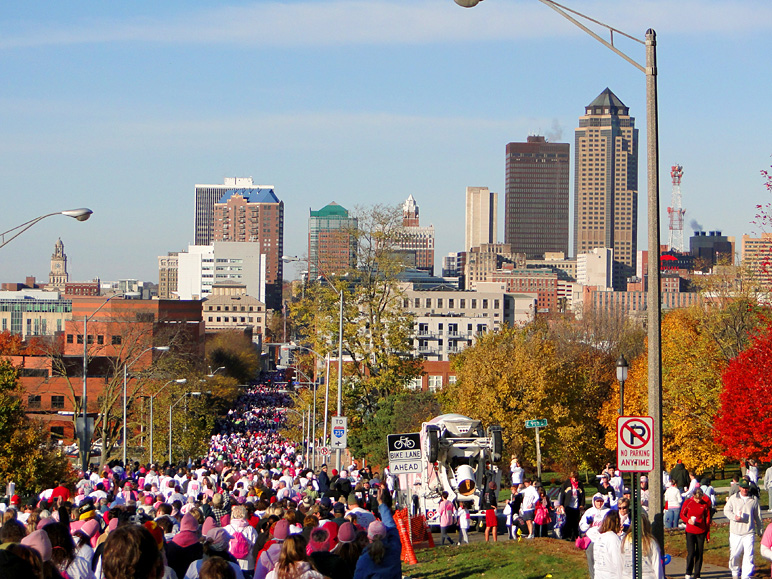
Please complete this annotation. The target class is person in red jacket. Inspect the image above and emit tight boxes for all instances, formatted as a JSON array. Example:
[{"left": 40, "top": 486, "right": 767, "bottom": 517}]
[{"left": 680, "top": 487, "right": 712, "bottom": 579}]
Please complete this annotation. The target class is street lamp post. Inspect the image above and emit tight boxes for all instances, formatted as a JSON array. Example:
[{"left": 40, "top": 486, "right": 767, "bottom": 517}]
[
  {"left": 122, "top": 346, "right": 170, "bottom": 465},
  {"left": 80, "top": 294, "right": 119, "bottom": 472},
  {"left": 0, "top": 208, "right": 93, "bottom": 249},
  {"left": 149, "top": 378, "right": 186, "bottom": 465},
  {"left": 617, "top": 354, "right": 629, "bottom": 416},
  {"left": 169, "top": 391, "right": 208, "bottom": 464},
  {"left": 453, "top": 0, "right": 663, "bottom": 548}
]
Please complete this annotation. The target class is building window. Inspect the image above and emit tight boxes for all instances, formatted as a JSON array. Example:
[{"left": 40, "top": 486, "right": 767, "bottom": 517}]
[
  {"left": 67, "top": 334, "right": 74, "bottom": 344},
  {"left": 448, "top": 376, "right": 457, "bottom": 385},
  {"left": 77, "top": 335, "right": 84, "bottom": 344},
  {"left": 97, "top": 335, "right": 104, "bottom": 345},
  {"left": 112, "top": 335, "right": 122, "bottom": 345},
  {"left": 407, "top": 377, "right": 422, "bottom": 391},
  {"left": 482, "top": 299, "right": 488, "bottom": 309},
  {"left": 51, "top": 396, "right": 65, "bottom": 410},
  {"left": 448, "top": 299, "right": 454, "bottom": 308},
  {"left": 28, "top": 395, "right": 41, "bottom": 408},
  {"left": 428, "top": 375, "right": 443, "bottom": 392},
  {"left": 471, "top": 299, "right": 477, "bottom": 309}
]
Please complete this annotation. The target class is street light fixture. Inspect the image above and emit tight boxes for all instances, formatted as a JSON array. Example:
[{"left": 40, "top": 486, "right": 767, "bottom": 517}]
[
  {"left": 451, "top": 0, "right": 663, "bottom": 547},
  {"left": 122, "top": 346, "right": 170, "bottom": 464},
  {"left": 617, "top": 354, "right": 629, "bottom": 416},
  {"left": 0, "top": 208, "right": 93, "bottom": 249},
  {"left": 169, "top": 391, "right": 208, "bottom": 464},
  {"left": 79, "top": 294, "right": 120, "bottom": 473},
  {"left": 149, "top": 378, "right": 186, "bottom": 464}
]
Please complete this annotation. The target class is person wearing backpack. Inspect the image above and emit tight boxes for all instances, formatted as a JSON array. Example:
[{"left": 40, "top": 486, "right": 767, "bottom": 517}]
[{"left": 225, "top": 505, "right": 258, "bottom": 578}]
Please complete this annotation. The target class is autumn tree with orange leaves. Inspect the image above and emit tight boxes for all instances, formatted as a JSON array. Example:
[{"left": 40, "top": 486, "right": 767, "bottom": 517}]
[{"left": 599, "top": 308, "right": 727, "bottom": 471}]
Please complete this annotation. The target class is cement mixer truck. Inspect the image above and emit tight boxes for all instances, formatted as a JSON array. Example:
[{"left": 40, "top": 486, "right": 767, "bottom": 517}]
[{"left": 414, "top": 414, "right": 503, "bottom": 529}]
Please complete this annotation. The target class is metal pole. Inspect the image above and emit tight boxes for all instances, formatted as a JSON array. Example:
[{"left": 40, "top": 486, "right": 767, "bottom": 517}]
[
  {"left": 632, "top": 472, "right": 642, "bottom": 579},
  {"left": 535, "top": 426, "right": 542, "bottom": 481},
  {"left": 149, "top": 396, "right": 154, "bottom": 465},
  {"left": 323, "top": 354, "right": 330, "bottom": 445},
  {"left": 80, "top": 315, "right": 88, "bottom": 473},
  {"left": 644, "top": 28, "right": 664, "bottom": 549},
  {"left": 123, "top": 364, "right": 127, "bottom": 465},
  {"left": 619, "top": 379, "right": 625, "bottom": 416},
  {"left": 312, "top": 381, "right": 317, "bottom": 470},
  {"left": 336, "top": 290, "right": 343, "bottom": 472},
  {"left": 168, "top": 403, "right": 173, "bottom": 465}
]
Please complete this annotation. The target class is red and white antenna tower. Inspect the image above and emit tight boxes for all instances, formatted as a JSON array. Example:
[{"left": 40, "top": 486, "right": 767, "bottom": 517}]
[{"left": 667, "top": 164, "right": 686, "bottom": 252}]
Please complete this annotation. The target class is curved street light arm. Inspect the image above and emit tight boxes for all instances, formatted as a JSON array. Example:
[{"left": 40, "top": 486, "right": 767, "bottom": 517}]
[{"left": 0, "top": 208, "right": 93, "bottom": 249}]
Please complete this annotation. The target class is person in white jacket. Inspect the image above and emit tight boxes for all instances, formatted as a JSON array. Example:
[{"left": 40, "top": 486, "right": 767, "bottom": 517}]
[
  {"left": 224, "top": 505, "right": 259, "bottom": 577},
  {"left": 724, "top": 479, "right": 763, "bottom": 579},
  {"left": 579, "top": 493, "right": 610, "bottom": 579},
  {"left": 620, "top": 513, "right": 664, "bottom": 579},
  {"left": 593, "top": 510, "right": 622, "bottom": 579}
]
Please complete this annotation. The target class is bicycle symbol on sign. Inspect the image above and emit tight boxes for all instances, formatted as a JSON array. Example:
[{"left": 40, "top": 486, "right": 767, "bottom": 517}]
[{"left": 393, "top": 436, "right": 416, "bottom": 450}]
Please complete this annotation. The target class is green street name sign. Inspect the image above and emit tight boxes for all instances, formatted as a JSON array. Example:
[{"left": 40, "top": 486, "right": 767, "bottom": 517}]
[{"left": 525, "top": 419, "right": 548, "bottom": 429}]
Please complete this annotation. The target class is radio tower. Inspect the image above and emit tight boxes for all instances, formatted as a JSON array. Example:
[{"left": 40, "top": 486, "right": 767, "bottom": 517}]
[{"left": 667, "top": 164, "right": 686, "bottom": 252}]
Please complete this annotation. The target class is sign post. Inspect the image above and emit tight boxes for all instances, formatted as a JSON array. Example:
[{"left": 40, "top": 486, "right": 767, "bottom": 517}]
[
  {"left": 525, "top": 419, "right": 547, "bottom": 480},
  {"left": 618, "top": 416, "right": 654, "bottom": 579},
  {"left": 387, "top": 433, "right": 422, "bottom": 475},
  {"left": 331, "top": 416, "right": 347, "bottom": 451}
]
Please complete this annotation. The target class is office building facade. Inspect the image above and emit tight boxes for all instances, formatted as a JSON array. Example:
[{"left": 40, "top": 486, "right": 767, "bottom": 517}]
[
  {"left": 211, "top": 186, "right": 283, "bottom": 310},
  {"left": 395, "top": 195, "right": 435, "bottom": 275},
  {"left": 505, "top": 136, "right": 570, "bottom": 259},
  {"left": 574, "top": 88, "right": 638, "bottom": 290},
  {"left": 308, "top": 202, "right": 358, "bottom": 278},
  {"left": 465, "top": 186, "right": 498, "bottom": 251}
]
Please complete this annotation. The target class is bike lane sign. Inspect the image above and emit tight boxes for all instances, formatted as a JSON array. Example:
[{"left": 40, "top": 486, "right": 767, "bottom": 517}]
[
  {"left": 387, "top": 432, "right": 422, "bottom": 474},
  {"left": 617, "top": 416, "right": 654, "bottom": 472}
]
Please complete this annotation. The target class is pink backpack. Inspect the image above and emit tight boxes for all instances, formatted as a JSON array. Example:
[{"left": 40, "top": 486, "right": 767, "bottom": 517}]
[{"left": 229, "top": 529, "right": 251, "bottom": 560}]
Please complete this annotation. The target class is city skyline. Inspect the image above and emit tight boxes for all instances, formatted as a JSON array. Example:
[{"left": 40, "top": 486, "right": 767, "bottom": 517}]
[{"left": 2, "top": 0, "right": 771, "bottom": 283}]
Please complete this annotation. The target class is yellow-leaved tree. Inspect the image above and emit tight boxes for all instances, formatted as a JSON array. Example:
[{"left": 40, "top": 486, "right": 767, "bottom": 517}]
[
  {"left": 599, "top": 308, "right": 727, "bottom": 471},
  {"left": 442, "top": 323, "right": 615, "bottom": 472}
]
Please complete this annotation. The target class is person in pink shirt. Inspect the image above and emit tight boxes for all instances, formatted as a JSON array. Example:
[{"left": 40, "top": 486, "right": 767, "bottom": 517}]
[{"left": 438, "top": 491, "right": 456, "bottom": 546}]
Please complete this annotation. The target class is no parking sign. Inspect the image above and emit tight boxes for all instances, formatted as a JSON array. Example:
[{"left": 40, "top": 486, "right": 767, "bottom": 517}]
[{"left": 617, "top": 416, "right": 654, "bottom": 472}]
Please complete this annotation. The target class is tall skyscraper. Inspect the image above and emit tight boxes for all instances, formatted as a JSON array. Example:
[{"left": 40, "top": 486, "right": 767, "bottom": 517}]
[
  {"left": 465, "top": 186, "right": 497, "bottom": 251},
  {"left": 574, "top": 88, "right": 638, "bottom": 290},
  {"left": 308, "top": 202, "right": 358, "bottom": 278},
  {"left": 211, "top": 187, "right": 283, "bottom": 311},
  {"left": 195, "top": 178, "right": 274, "bottom": 245},
  {"left": 505, "top": 136, "right": 570, "bottom": 259},
  {"left": 395, "top": 195, "right": 435, "bottom": 275}
]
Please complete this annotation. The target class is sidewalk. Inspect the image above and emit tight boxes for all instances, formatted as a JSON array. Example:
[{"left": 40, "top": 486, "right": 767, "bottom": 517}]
[{"left": 666, "top": 556, "right": 732, "bottom": 579}]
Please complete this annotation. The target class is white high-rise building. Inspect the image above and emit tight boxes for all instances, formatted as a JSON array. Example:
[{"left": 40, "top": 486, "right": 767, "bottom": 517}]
[
  {"left": 577, "top": 247, "right": 613, "bottom": 291},
  {"left": 465, "top": 186, "right": 498, "bottom": 251},
  {"left": 176, "top": 242, "right": 266, "bottom": 302}
]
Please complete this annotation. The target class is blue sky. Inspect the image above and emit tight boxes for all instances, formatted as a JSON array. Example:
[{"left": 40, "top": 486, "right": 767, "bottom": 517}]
[{"left": 1, "top": 0, "right": 770, "bottom": 284}]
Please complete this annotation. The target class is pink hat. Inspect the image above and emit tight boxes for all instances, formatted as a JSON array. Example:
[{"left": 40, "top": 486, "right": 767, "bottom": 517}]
[
  {"left": 337, "top": 522, "right": 356, "bottom": 544},
  {"left": 273, "top": 519, "right": 290, "bottom": 540},
  {"left": 181, "top": 514, "right": 199, "bottom": 533},
  {"left": 81, "top": 519, "right": 100, "bottom": 538},
  {"left": 306, "top": 528, "right": 330, "bottom": 555},
  {"left": 367, "top": 520, "right": 387, "bottom": 541},
  {"left": 22, "top": 530, "right": 52, "bottom": 562},
  {"left": 108, "top": 518, "right": 119, "bottom": 532},
  {"left": 206, "top": 528, "right": 232, "bottom": 551},
  {"left": 37, "top": 518, "right": 54, "bottom": 530},
  {"left": 201, "top": 516, "right": 216, "bottom": 536}
]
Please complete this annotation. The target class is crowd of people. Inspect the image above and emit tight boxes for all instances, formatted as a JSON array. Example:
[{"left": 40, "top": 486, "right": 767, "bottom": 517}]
[
  {"left": 7, "top": 372, "right": 772, "bottom": 579},
  {"left": 0, "top": 377, "right": 404, "bottom": 579}
]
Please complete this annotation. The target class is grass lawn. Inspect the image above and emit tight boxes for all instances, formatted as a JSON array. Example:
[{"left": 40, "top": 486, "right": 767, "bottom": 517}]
[
  {"left": 408, "top": 538, "right": 590, "bottom": 579},
  {"left": 664, "top": 522, "right": 770, "bottom": 573}
]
